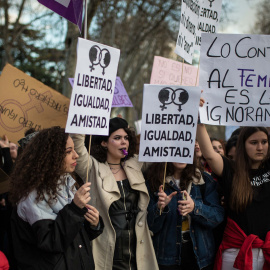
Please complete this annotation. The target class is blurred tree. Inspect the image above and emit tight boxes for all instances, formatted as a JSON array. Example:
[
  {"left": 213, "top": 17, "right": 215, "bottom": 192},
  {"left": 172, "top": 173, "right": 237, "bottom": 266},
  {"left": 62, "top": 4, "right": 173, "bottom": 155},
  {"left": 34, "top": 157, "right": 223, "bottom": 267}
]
[
  {"left": 253, "top": 0, "right": 270, "bottom": 34},
  {"left": 88, "top": 0, "right": 181, "bottom": 123},
  {"left": 0, "top": 0, "right": 232, "bottom": 129},
  {"left": 87, "top": 0, "right": 230, "bottom": 124},
  {"left": 0, "top": 0, "right": 66, "bottom": 92},
  {"left": 63, "top": 0, "right": 104, "bottom": 97}
]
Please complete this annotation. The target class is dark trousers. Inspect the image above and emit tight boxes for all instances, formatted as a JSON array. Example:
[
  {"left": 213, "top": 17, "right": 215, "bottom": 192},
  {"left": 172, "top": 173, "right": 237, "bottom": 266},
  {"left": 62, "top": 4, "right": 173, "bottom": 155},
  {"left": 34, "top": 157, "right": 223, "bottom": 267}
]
[{"left": 158, "top": 240, "right": 214, "bottom": 270}]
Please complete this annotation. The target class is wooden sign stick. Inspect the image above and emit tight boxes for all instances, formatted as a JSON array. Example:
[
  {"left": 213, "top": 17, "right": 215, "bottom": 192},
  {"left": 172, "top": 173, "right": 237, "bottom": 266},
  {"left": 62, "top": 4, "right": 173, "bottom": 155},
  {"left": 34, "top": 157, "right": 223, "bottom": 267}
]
[
  {"left": 85, "top": 134, "right": 92, "bottom": 183},
  {"left": 160, "top": 162, "right": 167, "bottom": 215}
]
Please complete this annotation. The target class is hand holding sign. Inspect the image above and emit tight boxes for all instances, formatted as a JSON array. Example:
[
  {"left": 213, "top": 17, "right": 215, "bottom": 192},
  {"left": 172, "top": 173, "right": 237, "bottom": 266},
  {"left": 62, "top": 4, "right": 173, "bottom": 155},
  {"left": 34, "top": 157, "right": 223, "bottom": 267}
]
[{"left": 157, "top": 185, "right": 177, "bottom": 210}]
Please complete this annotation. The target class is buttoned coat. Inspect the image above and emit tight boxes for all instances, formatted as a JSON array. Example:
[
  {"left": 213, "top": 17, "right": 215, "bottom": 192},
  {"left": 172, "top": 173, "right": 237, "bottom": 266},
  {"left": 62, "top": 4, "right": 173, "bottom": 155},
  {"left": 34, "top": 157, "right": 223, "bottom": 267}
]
[{"left": 71, "top": 133, "right": 158, "bottom": 270}]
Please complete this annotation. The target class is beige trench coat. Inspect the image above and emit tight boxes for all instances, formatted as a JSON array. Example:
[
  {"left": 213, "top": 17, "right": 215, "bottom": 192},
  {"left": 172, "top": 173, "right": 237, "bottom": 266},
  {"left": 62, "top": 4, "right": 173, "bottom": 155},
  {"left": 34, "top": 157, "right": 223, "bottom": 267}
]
[{"left": 71, "top": 134, "right": 158, "bottom": 270}]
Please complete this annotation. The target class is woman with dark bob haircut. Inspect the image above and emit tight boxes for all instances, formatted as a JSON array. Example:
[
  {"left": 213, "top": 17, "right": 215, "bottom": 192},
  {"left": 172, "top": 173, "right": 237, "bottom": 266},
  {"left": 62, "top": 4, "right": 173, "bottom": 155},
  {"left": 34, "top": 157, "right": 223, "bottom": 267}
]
[
  {"left": 71, "top": 117, "right": 158, "bottom": 270},
  {"left": 9, "top": 126, "right": 104, "bottom": 270},
  {"left": 197, "top": 124, "right": 270, "bottom": 270}
]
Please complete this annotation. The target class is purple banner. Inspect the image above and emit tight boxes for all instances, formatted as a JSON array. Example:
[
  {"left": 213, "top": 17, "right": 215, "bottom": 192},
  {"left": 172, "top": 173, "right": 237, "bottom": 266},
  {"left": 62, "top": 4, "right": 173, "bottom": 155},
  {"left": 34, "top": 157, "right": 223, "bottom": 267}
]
[
  {"left": 112, "top": 77, "right": 133, "bottom": 107},
  {"left": 69, "top": 76, "right": 133, "bottom": 107},
  {"left": 38, "top": 0, "right": 83, "bottom": 31}
]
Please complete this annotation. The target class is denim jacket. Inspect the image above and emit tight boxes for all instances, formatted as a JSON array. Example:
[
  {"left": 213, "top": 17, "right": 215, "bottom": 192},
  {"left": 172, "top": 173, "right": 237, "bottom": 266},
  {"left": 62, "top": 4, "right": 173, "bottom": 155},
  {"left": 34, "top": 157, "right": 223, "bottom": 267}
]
[{"left": 147, "top": 171, "right": 225, "bottom": 269}]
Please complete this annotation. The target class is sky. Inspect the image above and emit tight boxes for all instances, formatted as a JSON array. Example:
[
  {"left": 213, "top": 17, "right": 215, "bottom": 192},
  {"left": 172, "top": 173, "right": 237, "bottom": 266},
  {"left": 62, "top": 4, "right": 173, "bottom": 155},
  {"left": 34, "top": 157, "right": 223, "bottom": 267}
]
[{"left": 221, "top": 0, "right": 263, "bottom": 34}]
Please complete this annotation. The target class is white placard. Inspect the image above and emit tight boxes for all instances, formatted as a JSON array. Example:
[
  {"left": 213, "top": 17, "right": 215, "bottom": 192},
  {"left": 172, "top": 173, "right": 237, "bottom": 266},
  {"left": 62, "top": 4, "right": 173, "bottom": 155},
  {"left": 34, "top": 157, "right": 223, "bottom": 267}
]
[
  {"left": 139, "top": 84, "right": 201, "bottom": 163},
  {"left": 194, "top": 0, "right": 222, "bottom": 51},
  {"left": 66, "top": 38, "right": 120, "bottom": 135},
  {"left": 134, "top": 119, "right": 142, "bottom": 135},
  {"left": 199, "top": 33, "right": 270, "bottom": 126},
  {"left": 175, "top": 0, "right": 200, "bottom": 64}
]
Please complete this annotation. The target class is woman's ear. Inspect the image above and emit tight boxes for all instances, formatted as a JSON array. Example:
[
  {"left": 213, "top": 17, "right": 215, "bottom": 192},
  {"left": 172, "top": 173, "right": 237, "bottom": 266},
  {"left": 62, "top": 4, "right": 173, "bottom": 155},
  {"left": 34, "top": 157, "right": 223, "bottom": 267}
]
[{"left": 101, "top": 141, "right": 107, "bottom": 148}]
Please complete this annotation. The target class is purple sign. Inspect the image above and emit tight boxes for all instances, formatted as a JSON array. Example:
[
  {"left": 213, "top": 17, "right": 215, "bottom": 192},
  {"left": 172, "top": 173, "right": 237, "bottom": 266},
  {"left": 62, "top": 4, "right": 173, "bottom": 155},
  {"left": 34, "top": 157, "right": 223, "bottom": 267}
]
[
  {"left": 38, "top": 0, "right": 83, "bottom": 31},
  {"left": 69, "top": 76, "right": 133, "bottom": 107},
  {"left": 112, "top": 77, "right": 133, "bottom": 107},
  {"left": 68, "top": 78, "right": 74, "bottom": 87}
]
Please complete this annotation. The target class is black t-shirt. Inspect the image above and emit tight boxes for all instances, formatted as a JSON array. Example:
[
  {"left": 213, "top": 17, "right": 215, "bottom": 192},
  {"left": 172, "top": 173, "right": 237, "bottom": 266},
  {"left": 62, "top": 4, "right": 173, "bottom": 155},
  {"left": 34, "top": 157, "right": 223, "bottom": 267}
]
[{"left": 221, "top": 156, "right": 270, "bottom": 240}]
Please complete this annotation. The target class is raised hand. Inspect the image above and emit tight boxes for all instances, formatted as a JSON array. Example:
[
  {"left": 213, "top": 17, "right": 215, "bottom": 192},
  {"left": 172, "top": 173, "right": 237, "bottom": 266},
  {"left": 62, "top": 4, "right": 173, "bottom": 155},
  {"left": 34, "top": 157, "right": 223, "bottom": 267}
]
[
  {"left": 73, "top": 182, "right": 91, "bottom": 208},
  {"left": 0, "top": 135, "right": 10, "bottom": 148},
  {"left": 199, "top": 90, "right": 205, "bottom": 107}
]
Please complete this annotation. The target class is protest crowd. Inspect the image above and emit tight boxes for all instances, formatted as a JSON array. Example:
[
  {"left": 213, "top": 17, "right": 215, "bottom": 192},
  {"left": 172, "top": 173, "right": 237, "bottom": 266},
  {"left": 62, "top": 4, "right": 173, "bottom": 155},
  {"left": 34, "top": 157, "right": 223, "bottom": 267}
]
[
  {"left": 1, "top": 1, "right": 270, "bottom": 270},
  {"left": 1, "top": 111, "right": 270, "bottom": 270}
]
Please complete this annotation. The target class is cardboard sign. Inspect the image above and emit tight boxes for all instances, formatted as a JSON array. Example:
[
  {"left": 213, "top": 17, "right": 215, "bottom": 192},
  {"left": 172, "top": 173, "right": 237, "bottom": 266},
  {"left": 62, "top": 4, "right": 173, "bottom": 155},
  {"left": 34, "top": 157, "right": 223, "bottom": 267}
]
[
  {"left": 38, "top": 0, "right": 83, "bottom": 31},
  {"left": 194, "top": 0, "right": 222, "bottom": 51},
  {"left": 175, "top": 0, "right": 200, "bottom": 63},
  {"left": 139, "top": 84, "right": 201, "bottom": 163},
  {"left": 66, "top": 38, "right": 120, "bottom": 135},
  {"left": 199, "top": 33, "right": 270, "bottom": 126},
  {"left": 0, "top": 64, "right": 70, "bottom": 144},
  {"left": 150, "top": 56, "right": 199, "bottom": 86}
]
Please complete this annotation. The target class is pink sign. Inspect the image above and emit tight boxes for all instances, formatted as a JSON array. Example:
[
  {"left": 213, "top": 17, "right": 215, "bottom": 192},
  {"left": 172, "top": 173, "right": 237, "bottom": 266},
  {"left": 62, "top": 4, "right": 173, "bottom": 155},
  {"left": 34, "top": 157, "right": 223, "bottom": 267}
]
[
  {"left": 150, "top": 56, "right": 199, "bottom": 86},
  {"left": 69, "top": 76, "right": 133, "bottom": 107}
]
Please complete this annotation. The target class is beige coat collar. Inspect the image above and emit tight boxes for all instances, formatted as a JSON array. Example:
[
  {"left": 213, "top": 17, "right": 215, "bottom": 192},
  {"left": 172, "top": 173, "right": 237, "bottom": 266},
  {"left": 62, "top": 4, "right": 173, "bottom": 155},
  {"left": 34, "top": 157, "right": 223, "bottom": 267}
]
[{"left": 98, "top": 155, "right": 144, "bottom": 193}]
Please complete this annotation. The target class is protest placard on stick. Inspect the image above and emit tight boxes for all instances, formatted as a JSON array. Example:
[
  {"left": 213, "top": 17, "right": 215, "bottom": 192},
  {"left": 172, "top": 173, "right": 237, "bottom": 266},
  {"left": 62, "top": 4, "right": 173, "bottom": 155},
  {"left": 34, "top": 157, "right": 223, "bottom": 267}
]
[
  {"left": 139, "top": 84, "right": 201, "bottom": 164},
  {"left": 175, "top": 0, "right": 200, "bottom": 63},
  {"left": 150, "top": 56, "right": 199, "bottom": 86},
  {"left": 194, "top": 0, "right": 222, "bottom": 51},
  {"left": 69, "top": 76, "right": 133, "bottom": 108},
  {"left": 65, "top": 38, "right": 120, "bottom": 135},
  {"left": 0, "top": 64, "right": 70, "bottom": 143},
  {"left": 199, "top": 33, "right": 270, "bottom": 126}
]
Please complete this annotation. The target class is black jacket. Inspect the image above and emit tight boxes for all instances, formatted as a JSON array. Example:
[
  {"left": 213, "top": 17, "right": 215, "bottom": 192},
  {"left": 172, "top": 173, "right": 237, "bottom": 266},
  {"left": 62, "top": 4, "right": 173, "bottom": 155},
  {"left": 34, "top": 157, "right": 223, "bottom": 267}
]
[
  {"left": 11, "top": 200, "right": 104, "bottom": 270},
  {"left": 109, "top": 179, "right": 140, "bottom": 270}
]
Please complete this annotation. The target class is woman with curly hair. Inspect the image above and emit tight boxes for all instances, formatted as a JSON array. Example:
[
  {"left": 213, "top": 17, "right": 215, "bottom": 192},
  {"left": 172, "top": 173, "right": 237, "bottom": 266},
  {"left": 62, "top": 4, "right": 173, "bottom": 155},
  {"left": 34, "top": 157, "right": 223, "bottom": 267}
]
[
  {"left": 71, "top": 117, "right": 158, "bottom": 270},
  {"left": 9, "top": 126, "right": 103, "bottom": 270},
  {"left": 145, "top": 160, "right": 224, "bottom": 270}
]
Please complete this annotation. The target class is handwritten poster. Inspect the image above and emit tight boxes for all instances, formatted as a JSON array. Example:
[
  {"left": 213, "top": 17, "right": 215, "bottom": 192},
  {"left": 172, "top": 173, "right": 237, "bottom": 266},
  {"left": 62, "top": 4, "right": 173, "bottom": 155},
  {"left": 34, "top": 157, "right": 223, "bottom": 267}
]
[
  {"left": 199, "top": 33, "right": 270, "bottom": 126},
  {"left": 150, "top": 56, "right": 199, "bottom": 86},
  {"left": 66, "top": 38, "right": 120, "bottom": 135},
  {"left": 139, "top": 84, "right": 201, "bottom": 163},
  {"left": 194, "top": 0, "right": 222, "bottom": 51},
  {"left": 0, "top": 64, "right": 70, "bottom": 143},
  {"left": 175, "top": 0, "right": 200, "bottom": 63}
]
